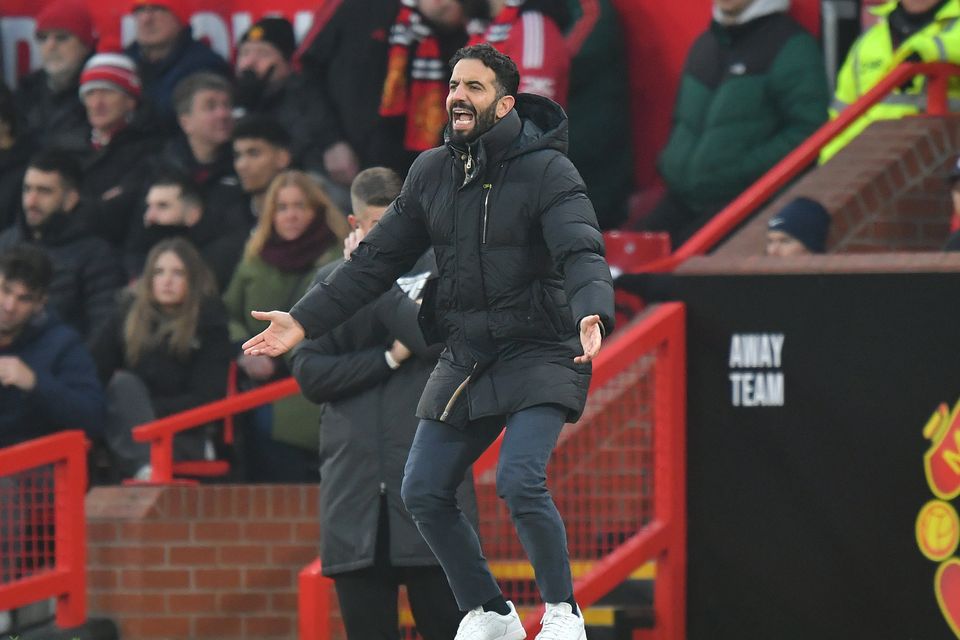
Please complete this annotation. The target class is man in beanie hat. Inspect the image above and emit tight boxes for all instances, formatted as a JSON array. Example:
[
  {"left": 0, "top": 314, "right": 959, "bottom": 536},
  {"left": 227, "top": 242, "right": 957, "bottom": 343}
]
[
  {"left": 76, "top": 53, "right": 163, "bottom": 248},
  {"left": 234, "top": 17, "right": 331, "bottom": 176},
  {"left": 15, "top": 0, "right": 96, "bottom": 154},
  {"left": 125, "top": 0, "right": 230, "bottom": 131},
  {"left": 765, "top": 196, "right": 831, "bottom": 256}
]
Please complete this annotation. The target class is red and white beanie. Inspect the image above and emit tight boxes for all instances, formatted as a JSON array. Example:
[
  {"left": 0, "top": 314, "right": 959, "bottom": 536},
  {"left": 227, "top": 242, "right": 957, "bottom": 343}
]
[{"left": 79, "top": 53, "right": 142, "bottom": 100}]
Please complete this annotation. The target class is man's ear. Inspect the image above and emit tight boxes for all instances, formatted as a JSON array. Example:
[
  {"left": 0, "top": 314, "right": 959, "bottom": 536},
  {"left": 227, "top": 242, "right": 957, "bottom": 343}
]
[
  {"left": 276, "top": 148, "right": 292, "bottom": 170},
  {"left": 347, "top": 213, "right": 358, "bottom": 229},
  {"left": 496, "top": 94, "right": 516, "bottom": 119},
  {"left": 184, "top": 203, "right": 202, "bottom": 227},
  {"left": 63, "top": 189, "right": 80, "bottom": 213}
]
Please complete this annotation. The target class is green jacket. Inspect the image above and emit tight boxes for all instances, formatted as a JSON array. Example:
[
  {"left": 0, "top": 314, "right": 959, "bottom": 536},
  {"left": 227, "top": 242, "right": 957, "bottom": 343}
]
[
  {"left": 223, "top": 255, "right": 330, "bottom": 449},
  {"left": 657, "top": 11, "right": 829, "bottom": 213}
]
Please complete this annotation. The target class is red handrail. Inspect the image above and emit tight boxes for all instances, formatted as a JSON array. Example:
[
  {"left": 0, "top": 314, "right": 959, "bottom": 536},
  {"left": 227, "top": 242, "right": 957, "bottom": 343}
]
[
  {"left": 639, "top": 61, "right": 960, "bottom": 272},
  {"left": 0, "top": 431, "right": 89, "bottom": 629},
  {"left": 297, "top": 558, "right": 332, "bottom": 640},
  {"left": 520, "top": 302, "right": 687, "bottom": 637},
  {"left": 132, "top": 377, "right": 300, "bottom": 483}
]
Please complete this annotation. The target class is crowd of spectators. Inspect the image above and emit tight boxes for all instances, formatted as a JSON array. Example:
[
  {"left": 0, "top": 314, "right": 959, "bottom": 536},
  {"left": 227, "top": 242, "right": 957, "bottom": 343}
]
[
  {"left": 2, "top": 0, "right": 957, "bottom": 481},
  {"left": 0, "top": 0, "right": 604, "bottom": 481}
]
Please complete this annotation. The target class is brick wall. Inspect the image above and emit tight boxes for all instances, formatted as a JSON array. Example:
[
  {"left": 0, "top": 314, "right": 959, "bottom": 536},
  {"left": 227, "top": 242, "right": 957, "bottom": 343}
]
[
  {"left": 714, "top": 116, "right": 960, "bottom": 258},
  {"left": 85, "top": 485, "right": 325, "bottom": 640}
]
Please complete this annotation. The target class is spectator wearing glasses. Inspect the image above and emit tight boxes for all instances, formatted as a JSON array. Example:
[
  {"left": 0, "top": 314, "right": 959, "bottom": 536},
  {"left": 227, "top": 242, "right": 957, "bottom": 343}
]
[{"left": 15, "top": 0, "right": 96, "bottom": 153}]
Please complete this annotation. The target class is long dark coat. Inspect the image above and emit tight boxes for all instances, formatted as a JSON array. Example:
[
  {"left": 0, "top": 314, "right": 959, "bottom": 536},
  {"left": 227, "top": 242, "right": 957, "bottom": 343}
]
[{"left": 291, "top": 252, "right": 478, "bottom": 575}]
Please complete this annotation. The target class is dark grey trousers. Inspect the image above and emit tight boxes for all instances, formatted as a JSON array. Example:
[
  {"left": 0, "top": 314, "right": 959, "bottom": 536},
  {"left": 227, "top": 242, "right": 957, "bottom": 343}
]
[{"left": 401, "top": 404, "right": 572, "bottom": 610}]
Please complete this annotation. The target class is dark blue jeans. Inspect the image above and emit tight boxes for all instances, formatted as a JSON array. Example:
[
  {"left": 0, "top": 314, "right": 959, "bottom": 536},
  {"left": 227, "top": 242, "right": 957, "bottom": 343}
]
[{"left": 401, "top": 404, "right": 572, "bottom": 610}]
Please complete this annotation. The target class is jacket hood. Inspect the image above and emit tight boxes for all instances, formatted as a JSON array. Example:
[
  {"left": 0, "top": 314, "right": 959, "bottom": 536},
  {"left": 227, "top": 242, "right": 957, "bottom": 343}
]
[
  {"left": 510, "top": 93, "right": 568, "bottom": 157},
  {"left": 443, "top": 93, "right": 567, "bottom": 185},
  {"left": 713, "top": 0, "right": 789, "bottom": 25}
]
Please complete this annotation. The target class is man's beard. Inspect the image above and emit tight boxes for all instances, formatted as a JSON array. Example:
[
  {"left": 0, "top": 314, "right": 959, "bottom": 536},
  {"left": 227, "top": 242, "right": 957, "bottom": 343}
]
[{"left": 447, "top": 100, "right": 499, "bottom": 144}]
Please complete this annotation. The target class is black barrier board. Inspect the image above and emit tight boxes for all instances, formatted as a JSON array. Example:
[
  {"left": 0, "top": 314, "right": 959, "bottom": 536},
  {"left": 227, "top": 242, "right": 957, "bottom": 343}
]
[{"left": 676, "top": 272, "right": 960, "bottom": 640}]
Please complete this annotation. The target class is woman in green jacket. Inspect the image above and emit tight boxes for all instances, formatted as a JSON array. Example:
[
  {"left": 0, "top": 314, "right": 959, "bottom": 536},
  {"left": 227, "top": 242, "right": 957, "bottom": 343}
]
[{"left": 223, "top": 169, "right": 348, "bottom": 481}]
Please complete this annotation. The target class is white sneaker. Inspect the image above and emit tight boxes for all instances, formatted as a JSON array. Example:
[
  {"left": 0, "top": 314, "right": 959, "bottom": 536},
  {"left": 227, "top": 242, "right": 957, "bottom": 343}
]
[
  {"left": 455, "top": 600, "right": 526, "bottom": 640},
  {"left": 536, "top": 602, "right": 586, "bottom": 640}
]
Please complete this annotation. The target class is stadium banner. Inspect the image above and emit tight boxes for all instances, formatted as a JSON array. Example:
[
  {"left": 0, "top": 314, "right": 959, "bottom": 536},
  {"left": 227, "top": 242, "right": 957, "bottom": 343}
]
[
  {"left": 1, "top": 0, "right": 329, "bottom": 86},
  {"left": 677, "top": 271, "right": 960, "bottom": 638}
]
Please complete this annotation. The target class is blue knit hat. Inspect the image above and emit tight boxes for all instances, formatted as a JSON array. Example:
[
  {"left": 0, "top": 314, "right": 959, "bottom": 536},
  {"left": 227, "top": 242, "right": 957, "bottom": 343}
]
[{"left": 767, "top": 197, "right": 831, "bottom": 254}]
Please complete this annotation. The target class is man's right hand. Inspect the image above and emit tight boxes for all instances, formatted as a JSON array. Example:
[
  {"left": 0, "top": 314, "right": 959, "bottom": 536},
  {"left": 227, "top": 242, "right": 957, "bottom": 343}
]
[
  {"left": 242, "top": 311, "right": 306, "bottom": 357},
  {"left": 388, "top": 339, "right": 412, "bottom": 365},
  {"left": 323, "top": 141, "right": 360, "bottom": 186},
  {"left": 343, "top": 226, "right": 367, "bottom": 261},
  {"left": 237, "top": 354, "right": 277, "bottom": 381}
]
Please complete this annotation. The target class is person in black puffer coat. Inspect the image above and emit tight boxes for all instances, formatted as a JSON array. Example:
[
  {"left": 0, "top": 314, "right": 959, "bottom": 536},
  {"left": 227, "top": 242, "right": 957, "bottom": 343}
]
[
  {"left": 291, "top": 168, "right": 473, "bottom": 639},
  {"left": 0, "top": 152, "right": 124, "bottom": 342},
  {"left": 243, "top": 44, "right": 613, "bottom": 638}
]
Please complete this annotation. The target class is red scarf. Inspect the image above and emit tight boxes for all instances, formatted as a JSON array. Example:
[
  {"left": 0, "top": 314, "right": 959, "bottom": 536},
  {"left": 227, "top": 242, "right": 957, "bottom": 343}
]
[
  {"left": 380, "top": 0, "right": 448, "bottom": 151},
  {"left": 467, "top": 0, "right": 524, "bottom": 46},
  {"left": 259, "top": 215, "right": 334, "bottom": 273}
]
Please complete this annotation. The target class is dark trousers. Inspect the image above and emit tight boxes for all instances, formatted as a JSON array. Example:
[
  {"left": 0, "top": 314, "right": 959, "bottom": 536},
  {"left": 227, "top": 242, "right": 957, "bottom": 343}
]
[
  {"left": 401, "top": 404, "right": 572, "bottom": 610},
  {"left": 333, "top": 496, "right": 463, "bottom": 640}
]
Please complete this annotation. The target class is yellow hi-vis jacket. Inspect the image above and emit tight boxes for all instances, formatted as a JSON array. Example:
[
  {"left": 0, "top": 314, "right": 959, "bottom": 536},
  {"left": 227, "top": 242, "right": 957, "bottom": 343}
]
[{"left": 820, "top": 0, "right": 960, "bottom": 162}]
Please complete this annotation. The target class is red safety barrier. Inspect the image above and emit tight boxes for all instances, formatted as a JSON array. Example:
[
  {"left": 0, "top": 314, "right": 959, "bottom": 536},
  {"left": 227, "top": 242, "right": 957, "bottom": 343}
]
[
  {"left": 0, "top": 431, "right": 89, "bottom": 629},
  {"left": 298, "top": 559, "right": 333, "bottom": 640},
  {"left": 639, "top": 61, "right": 960, "bottom": 272},
  {"left": 297, "top": 303, "right": 686, "bottom": 640},
  {"left": 131, "top": 377, "right": 300, "bottom": 483}
]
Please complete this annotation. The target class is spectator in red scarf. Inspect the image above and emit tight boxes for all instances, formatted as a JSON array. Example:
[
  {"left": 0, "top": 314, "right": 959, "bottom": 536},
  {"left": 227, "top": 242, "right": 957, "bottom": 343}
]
[{"left": 297, "top": 0, "right": 467, "bottom": 183}]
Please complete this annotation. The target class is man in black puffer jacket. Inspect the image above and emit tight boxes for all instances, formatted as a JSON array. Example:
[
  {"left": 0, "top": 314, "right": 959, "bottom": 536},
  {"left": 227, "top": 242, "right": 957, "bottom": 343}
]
[
  {"left": 0, "top": 152, "right": 123, "bottom": 342},
  {"left": 244, "top": 44, "right": 613, "bottom": 640}
]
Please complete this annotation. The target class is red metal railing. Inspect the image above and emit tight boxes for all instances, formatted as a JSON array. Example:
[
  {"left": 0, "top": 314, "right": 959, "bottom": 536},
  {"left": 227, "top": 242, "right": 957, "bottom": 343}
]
[
  {"left": 298, "top": 559, "right": 332, "bottom": 639},
  {"left": 132, "top": 377, "right": 300, "bottom": 483},
  {"left": 0, "top": 431, "right": 89, "bottom": 629},
  {"left": 639, "top": 61, "right": 960, "bottom": 272},
  {"left": 516, "top": 302, "right": 686, "bottom": 636}
]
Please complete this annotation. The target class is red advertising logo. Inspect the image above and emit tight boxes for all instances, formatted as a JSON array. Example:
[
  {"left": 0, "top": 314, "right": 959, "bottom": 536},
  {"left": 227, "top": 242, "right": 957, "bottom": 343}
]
[
  {"left": 925, "top": 402, "right": 960, "bottom": 500},
  {"left": 918, "top": 400, "right": 960, "bottom": 638}
]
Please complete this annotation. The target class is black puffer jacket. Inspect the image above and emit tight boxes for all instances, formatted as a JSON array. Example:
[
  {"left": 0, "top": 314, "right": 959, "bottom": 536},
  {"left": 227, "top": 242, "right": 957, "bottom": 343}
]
[
  {"left": 14, "top": 67, "right": 89, "bottom": 153},
  {"left": 292, "top": 252, "right": 477, "bottom": 574},
  {"left": 76, "top": 112, "right": 164, "bottom": 248},
  {"left": 290, "top": 94, "right": 614, "bottom": 427},
  {"left": 0, "top": 208, "right": 124, "bottom": 340}
]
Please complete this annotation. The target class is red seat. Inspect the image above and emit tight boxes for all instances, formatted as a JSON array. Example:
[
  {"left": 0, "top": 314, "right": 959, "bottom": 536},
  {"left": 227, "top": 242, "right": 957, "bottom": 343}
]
[{"left": 603, "top": 231, "right": 671, "bottom": 329}]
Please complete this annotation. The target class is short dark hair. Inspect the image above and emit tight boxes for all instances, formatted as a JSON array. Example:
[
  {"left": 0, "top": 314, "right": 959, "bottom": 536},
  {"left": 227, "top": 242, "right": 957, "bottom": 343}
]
[
  {"left": 172, "top": 72, "right": 233, "bottom": 116},
  {"left": 350, "top": 167, "right": 402, "bottom": 208},
  {"left": 149, "top": 168, "right": 203, "bottom": 210},
  {"left": 0, "top": 244, "right": 54, "bottom": 295},
  {"left": 232, "top": 115, "right": 292, "bottom": 150},
  {"left": 27, "top": 150, "right": 84, "bottom": 193},
  {"left": 449, "top": 43, "right": 520, "bottom": 99}
]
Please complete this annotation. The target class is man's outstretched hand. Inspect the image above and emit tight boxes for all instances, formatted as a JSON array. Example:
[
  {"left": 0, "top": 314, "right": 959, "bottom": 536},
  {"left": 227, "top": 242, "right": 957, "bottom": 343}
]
[
  {"left": 575, "top": 314, "right": 603, "bottom": 364},
  {"left": 242, "top": 311, "right": 306, "bottom": 357}
]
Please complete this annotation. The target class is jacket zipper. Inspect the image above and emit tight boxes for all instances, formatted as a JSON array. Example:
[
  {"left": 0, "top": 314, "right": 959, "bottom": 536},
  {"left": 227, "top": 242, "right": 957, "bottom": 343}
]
[
  {"left": 439, "top": 363, "right": 477, "bottom": 422},
  {"left": 481, "top": 184, "right": 492, "bottom": 244}
]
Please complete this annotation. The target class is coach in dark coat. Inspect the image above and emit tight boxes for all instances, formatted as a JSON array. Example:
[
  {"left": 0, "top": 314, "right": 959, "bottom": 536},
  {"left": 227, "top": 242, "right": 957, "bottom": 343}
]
[
  {"left": 287, "top": 94, "right": 612, "bottom": 427},
  {"left": 244, "top": 45, "right": 613, "bottom": 632},
  {"left": 292, "top": 251, "right": 477, "bottom": 638}
]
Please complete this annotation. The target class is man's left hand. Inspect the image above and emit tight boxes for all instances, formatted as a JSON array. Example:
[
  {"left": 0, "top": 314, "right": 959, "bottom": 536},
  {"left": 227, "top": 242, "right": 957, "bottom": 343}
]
[
  {"left": 575, "top": 315, "right": 603, "bottom": 364},
  {"left": 0, "top": 356, "right": 37, "bottom": 390}
]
